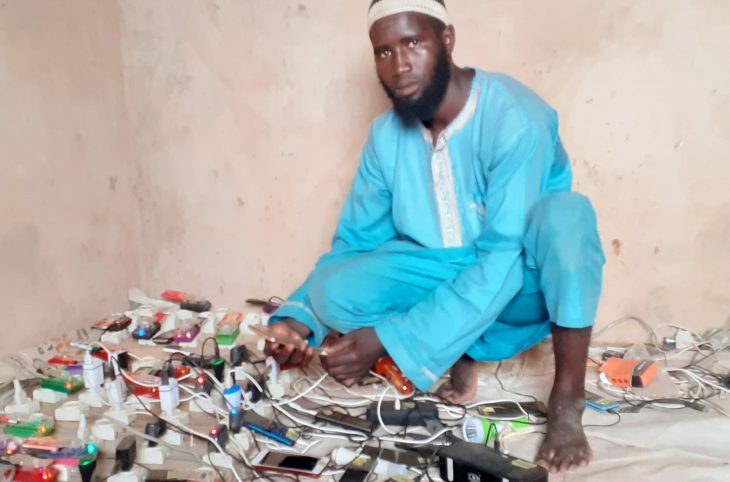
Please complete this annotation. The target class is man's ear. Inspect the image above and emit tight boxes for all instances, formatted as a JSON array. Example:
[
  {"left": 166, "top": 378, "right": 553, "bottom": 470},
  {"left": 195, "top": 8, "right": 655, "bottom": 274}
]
[{"left": 442, "top": 25, "right": 455, "bottom": 54}]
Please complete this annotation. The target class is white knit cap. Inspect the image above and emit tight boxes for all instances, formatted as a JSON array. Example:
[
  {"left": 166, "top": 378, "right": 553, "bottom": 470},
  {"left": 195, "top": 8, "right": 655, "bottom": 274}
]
[{"left": 368, "top": 0, "right": 449, "bottom": 30}]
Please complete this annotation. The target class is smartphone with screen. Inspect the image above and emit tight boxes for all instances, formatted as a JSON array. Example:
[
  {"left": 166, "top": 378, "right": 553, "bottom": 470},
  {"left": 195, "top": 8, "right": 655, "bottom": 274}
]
[
  {"left": 251, "top": 450, "right": 329, "bottom": 478},
  {"left": 315, "top": 409, "right": 374, "bottom": 433},
  {"left": 585, "top": 391, "right": 620, "bottom": 412}
]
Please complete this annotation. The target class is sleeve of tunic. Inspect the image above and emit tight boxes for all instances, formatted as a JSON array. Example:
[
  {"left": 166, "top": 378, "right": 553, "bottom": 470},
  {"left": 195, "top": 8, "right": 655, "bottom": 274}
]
[{"left": 268, "top": 127, "right": 397, "bottom": 347}]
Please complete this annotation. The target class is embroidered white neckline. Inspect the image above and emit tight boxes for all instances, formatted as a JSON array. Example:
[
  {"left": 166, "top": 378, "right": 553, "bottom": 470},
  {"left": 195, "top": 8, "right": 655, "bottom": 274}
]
[{"left": 420, "top": 74, "right": 480, "bottom": 248}]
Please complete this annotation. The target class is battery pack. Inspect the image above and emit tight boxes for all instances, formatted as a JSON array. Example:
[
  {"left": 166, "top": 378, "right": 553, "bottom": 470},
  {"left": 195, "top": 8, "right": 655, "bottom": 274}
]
[
  {"left": 365, "top": 401, "right": 438, "bottom": 427},
  {"left": 438, "top": 441, "right": 547, "bottom": 482},
  {"left": 600, "top": 357, "right": 657, "bottom": 388}
]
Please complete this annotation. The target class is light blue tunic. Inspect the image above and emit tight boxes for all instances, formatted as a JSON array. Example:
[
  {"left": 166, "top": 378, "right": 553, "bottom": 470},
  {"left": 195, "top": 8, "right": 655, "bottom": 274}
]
[{"left": 271, "top": 70, "right": 605, "bottom": 391}]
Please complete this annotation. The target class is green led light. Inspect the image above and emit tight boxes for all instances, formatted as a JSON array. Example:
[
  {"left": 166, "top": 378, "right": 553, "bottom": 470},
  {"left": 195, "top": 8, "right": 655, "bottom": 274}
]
[
  {"left": 212, "top": 359, "right": 225, "bottom": 366},
  {"left": 79, "top": 458, "right": 95, "bottom": 466}
]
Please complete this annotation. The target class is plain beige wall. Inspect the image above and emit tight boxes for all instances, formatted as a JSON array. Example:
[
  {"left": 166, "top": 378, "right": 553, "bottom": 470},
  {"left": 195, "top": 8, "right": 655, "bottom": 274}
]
[
  {"left": 0, "top": 0, "right": 142, "bottom": 354},
  {"left": 1, "top": 1, "right": 729, "bottom": 354}
]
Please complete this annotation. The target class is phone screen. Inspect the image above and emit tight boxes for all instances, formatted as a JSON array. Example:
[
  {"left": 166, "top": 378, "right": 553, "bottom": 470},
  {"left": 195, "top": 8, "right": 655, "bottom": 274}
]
[
  {"left": 278, "top": 456, "right": 318, "bottom": 471},
  {"left": 262, "top": 453, "right": 318, "bottom": 472}
]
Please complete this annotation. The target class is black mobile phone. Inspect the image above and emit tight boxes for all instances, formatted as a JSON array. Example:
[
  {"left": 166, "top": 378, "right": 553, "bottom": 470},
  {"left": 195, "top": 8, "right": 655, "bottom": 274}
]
[
  {"left": 152, "top": 330, "right": 176, "bottom": 345},
  {"left": 339, "top": 450, "right": 376, "bottom": 482},
  {"left": 315, "top": 409, "right": 374, "bottom": 433}
]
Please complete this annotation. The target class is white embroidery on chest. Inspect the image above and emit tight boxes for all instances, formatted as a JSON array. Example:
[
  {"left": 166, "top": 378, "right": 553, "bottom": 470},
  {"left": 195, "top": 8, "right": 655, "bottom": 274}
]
[
  {"left": 420, "top": 82, "right": 481, "bottom": 248},
  {"left": 431, "top": 142, "right": 463, "bottom": 247}
]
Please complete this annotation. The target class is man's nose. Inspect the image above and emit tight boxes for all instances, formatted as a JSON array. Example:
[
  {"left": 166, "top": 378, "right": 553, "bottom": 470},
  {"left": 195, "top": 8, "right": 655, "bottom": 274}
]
[{"left": 393, "top": 48, "right": 412, "bottom": 75}]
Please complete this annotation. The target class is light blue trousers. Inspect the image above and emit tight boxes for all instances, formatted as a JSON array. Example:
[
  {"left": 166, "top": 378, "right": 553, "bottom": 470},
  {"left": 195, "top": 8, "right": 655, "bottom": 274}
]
[{"left": 279, "top": 192, "right": 605, "bottom": 390}]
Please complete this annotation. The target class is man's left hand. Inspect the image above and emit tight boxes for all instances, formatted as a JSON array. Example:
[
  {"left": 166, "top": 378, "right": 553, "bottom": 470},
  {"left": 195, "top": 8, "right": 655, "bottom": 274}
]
[{"left": 321, "top": 327, "right": 386, "bottom": 386}]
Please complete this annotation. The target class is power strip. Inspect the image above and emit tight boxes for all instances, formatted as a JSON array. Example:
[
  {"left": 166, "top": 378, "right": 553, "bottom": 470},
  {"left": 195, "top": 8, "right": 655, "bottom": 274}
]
[{"left": 365, "top": 401, "right": 438, "bottom": 426}]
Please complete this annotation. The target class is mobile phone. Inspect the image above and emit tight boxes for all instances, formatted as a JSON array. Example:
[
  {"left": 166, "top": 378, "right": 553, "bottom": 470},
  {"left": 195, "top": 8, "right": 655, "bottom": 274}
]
[
  {"left": 243, "top": 411, "right": 299, "bottom": 446},
  {"left": 91, "top": 316, "right": 131, "bottom": 332},
  {"left": 174, "top": 323, "right": 201, "bottom": 343},
  {"left": 339, "top": 455, "right": 375, "bottom": 482},
  {"left": 132, "top": 321, "right": 161, "bottom": 340},
  {"left": 251, "top": 450, "right": 329, "bottom": 478},
  {"left": 315, "top": 409, "right": 374, "bottom": 433},
  {"left": 152, "top": 330, "right": 177, "bottom": 345},
  {"left": 477, "top": 401, "right": 548, "bottom": 419},
  {"left": 585, "top": 391, "right": 620, "bottom": 412}
]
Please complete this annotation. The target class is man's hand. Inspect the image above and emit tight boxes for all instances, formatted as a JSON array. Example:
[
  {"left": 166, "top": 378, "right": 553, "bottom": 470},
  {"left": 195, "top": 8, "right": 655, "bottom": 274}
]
[
  {"left": 263, "top": 319, "right": 315, "bottom": 367},
  {"left": 322, "top": 327, "right": 386, "bottom": 386}
]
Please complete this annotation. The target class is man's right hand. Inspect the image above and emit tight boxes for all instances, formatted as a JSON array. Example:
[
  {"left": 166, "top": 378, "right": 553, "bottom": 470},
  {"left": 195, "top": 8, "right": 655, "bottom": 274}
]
[{"left": 263, "top": 318, "right": 316, "bottom": 367}]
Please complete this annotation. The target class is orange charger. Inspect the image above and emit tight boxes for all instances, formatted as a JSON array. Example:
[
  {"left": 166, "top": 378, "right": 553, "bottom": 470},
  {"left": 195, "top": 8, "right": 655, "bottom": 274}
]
[{"left": 600, "top": 357, "right": 657, "bottom": 388}]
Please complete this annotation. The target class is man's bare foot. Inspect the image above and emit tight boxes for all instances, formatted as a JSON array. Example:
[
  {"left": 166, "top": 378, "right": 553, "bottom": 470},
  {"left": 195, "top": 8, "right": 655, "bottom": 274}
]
[
  {"left": 535, "top": 397, "right": 592, "bottom": 473},
  {"left": 435, "top": 356, "right": 478, "bottom": 404}
]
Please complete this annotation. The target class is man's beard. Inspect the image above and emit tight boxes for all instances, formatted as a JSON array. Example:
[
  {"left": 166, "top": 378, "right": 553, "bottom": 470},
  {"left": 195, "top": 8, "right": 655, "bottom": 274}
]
[{"left": 379, "top": 46, "right": 451, "bottom": 124}]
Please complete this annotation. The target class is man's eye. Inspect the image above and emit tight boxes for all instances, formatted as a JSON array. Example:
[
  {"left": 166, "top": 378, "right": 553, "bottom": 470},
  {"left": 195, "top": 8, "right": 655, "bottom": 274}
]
[
  {"left": 408, "top": 39, "right": 420, "bottom": 47},
  {"left": 379, "top": 50, "right": 390, "bottom": 59}
]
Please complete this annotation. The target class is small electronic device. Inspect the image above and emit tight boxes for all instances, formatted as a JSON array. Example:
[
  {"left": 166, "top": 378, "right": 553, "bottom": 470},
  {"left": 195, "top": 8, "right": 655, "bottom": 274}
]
[
  {"left": 214, "top": 312, "right": 242, "bottom": 345},
  {"left": 366, "top": 400, "right": 438, "bottom": 426},
  {"left": 315, "top": 409, "right": 374, "bottom": 433},
  {"left": 174, "top": 322, "right": 201, "bottom": 343},
  {"left": 47, "top": 356, "right": 78, "bottom": 366},
  {"left": 374, "top": 356, "right": 414, "bottom": 395},
  {"left": 439, "top": 440, "right": 547, "bottom": 482},
  {"left": 152, "top": 329, "right": 177, "bottom": 345},
  {"left": 91, "top": 316, "right": 132, "bottom": 332},
  {"left": 123, "top": 372, "right": 161, "bottom": 398},
  {"left": 161, "top": 290, "right": 212, "bottom": 312},
  {"left": 585, "top": 391, "right": 621, "bottom": 412},
  {"left": 2, "top": 418, "right": 54, "bottom": 438},
  {"left": 251, "top": 450, "right": 329, "bottom": 478},
  {"left": 242, "top": 411, "right": 299, "bottom": 446},
  {"left": 208, "top": 424, "right": 229, "bottom": 451},
  {"left": 477, "top": 401, "right": 548, "bottom": 419},
  {"left": 600, "top": 357, "right": 658, "bottom": 388},
  {"left": 11, "top": 465, "right": 58, "bottom": 482},
  {"left": 40, "top": 377, "right": 84, "bottom": 394},
  {"left": 132, "top": 320, "right": 161, "bottom": 340}
]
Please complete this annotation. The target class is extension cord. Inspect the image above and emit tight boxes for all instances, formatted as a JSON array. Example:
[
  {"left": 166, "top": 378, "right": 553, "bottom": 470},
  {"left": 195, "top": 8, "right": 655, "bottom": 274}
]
[
  {"left": 91, "top": 419, "right": 118, "bottom": 441},
  {"left": 159, "top": 410, "right": 188, "bottom": 446},
  {"left": 365, "top": 401, "right": 438, "bottom": 426},
  {"left": 101, "top": 330, "right": 130, "bottom": 346},
  {"left": 5, "top": 380, "right": 41, "bottom": 417},
  {"left": 54, "top": 401, "right": 90, "bottom": 422},
  {"left": 107, "top": 466, "right": 147, "bottom": 482},
  {"left": 105, "top": 407, "right": 136, "bottom": 425},
  {"left": 232, "top": 432, "right": 252, "bottom": 451},
  {"left": 5, "top": 400, "right": 41, "bottom": 417},
  {"left": 161, "top": 409, "right": 190, "bottom": 426},
  {"left": 161, "top": 430, "right": 184, "bottom": 446},
  {"left": 124, "top": 395, "right": 156, "bottom": 411},
  {"left": 33, "top": 388, "right": 68, "bottom": 404},
  {"left": 137, "top": 445, "right": 170, "bottom": 465},
  {"left": 52, "top": 463, "right": 73, "bottom": 482},
  {"left": 78, "top": 390, "right": 106, "bottom": 408},
  {"left": 267, "top": 383, "right": 285, "bottom": 400},
  {"left": 205, "top": 452, "right": 233, "bottom": 469}
]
